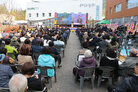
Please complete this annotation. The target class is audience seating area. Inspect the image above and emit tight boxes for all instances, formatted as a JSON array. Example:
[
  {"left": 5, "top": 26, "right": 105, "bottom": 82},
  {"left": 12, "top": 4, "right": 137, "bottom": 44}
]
[
  {"left": 0, "top": 26, "right": 137, "bottom": 92},
  {"left": 74, "top": 27, "right": 138, "bottom": 91}
]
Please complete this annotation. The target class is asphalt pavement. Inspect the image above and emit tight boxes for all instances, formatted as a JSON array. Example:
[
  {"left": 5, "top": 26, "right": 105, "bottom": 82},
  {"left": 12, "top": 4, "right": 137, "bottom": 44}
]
[{"left": 50, "top": 32, "right": 107, "bottom": 92}]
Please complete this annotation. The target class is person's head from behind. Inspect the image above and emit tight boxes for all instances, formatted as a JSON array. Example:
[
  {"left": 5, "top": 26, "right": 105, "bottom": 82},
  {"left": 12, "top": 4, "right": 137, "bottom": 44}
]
[
  {"left": 21, "top": 62, "right": 35, "bottom": 76},
  {"left": 36, "top": 34, "right": 41, "bottom": 38},
  {"left": 5, "top": 39, "right": 11, "bottom": 45},
  {"left": 49, "top": 41, "right": 54, "bottom": 47},
  {"left": 98, "top": 33, "right": 101, "bottom": 38},
  {"left": 102, "top": 35, "right": 106, "bottom": 40},
  {"left": 135, "top": 63, "right": 138, "bottom": 75},
  {"left": 0, "top": 47, "right": 7, "bottom": 55},
  {"left": 57, "top": 36, "right": 62, "bottom": 40},
  {"left": 36, "top": 39, "right": 41, "bottom": 46},
  {"left": 106, "top": 35, "right": 110, "bottom": 40},
  {"left": 24, "top": 39, "right": 30, "bottom": 44},
  {"left": 84, "top": 32, "right": 88, "bottom": 36},
  {"left": 42, "top": 46, "right": 51, "bottom": 54},
  {"left": 31, "top": 34, "right": 34, "bottom": 38},
  {"left": 19, "top": 44, "right": 30, "bottom": 55},
  {"left": 9, "top": 74, "right": 27, "bottom": 92},
  {"left": 129, "top": 48, "right": 137, "bottom": 57},
  {"left": 84, "top": 50, "right": 92, "bottom": 58},
  {"left": 110, "top": 37, "right": 117, "bottom": 45},
  {"left": 106, "top": 49, "right": 117, "bottom": 58},
  {"left": 82, "top": 42, "right": 88, "bottom": 49}
]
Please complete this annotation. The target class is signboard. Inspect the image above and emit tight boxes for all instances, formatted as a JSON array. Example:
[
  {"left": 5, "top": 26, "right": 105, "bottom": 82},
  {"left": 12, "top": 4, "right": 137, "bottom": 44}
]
[{"left": 55, "top": 13, "right": 87, "bottom": 25}]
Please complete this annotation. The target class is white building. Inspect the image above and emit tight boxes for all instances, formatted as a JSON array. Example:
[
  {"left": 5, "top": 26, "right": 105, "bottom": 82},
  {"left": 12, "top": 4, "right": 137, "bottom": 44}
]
[{"left": 26, "top": 0, "right": 103, "bottom": 27}]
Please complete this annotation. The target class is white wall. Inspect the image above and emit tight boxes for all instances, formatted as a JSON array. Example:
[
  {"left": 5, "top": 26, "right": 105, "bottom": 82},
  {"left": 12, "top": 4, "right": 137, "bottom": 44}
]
[{"left": 26, "top": 0, "right": 103, "bottom": 21}]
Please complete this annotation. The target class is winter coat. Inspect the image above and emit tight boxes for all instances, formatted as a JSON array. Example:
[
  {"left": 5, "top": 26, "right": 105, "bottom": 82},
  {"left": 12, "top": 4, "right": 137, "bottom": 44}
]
[
  {"left": 79, "top": 56, "right": 97, "bottom": 76},
  {"left": 37, "top": 54, "right": 55, "bottom": 77},
  {"left": 115, "top": 74, "right": 138, "bottom": 92}
]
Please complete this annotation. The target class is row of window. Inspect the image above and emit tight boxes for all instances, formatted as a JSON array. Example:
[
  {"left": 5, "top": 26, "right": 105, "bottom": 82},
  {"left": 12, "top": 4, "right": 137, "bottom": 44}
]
[
  {"left": 110, "top": 0, "right": 138, "bottom": 14},
  {"left": 29, "top": 13, "right": 52, "bottom": 17}
]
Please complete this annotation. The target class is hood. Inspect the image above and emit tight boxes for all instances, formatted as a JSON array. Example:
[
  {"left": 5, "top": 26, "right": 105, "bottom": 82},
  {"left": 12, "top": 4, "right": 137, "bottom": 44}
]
[
  {"left": 82, "top": 56, "right": 95, "bottom": 64},
  {"left": 39, "top": 54, "right": 52, "bottom": 63}
]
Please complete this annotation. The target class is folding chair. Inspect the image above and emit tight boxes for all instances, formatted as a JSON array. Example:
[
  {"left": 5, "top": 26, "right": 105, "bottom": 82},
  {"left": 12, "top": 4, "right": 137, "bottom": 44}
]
[
  {"left": 8, "top": 64, "right": 22, "bottom": 73},
  {"left": 28, "top": 87, "right": 47, "bottom": 92},
  {"left": 32, "top": 52, "right": 41, "bottom": 65},
  {"left": 97, "top": 66, "right": 114, "bottom": 88},
  {"left": 79, "top": 67, "right": 96, "bottom": 90},
  {"left": 35, "top": 65, "right": 57, "bottom": 88},
  {"left": 118, "top": 67, "right": 134, "bottom": 81}
]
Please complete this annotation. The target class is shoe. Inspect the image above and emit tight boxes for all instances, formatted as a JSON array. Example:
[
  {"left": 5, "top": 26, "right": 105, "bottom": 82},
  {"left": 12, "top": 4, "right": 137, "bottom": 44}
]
[{"left": 58, "top": 65, "right": 62, "bottom": 68}]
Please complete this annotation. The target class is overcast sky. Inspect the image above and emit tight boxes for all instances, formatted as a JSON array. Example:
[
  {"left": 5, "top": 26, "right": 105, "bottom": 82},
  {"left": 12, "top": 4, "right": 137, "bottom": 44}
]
[
  {"left": 0, "top": 0, "right": 64, "bottom": 10},
  {"left": 0, "top": 0, "right": 94, "bottom": 10}
]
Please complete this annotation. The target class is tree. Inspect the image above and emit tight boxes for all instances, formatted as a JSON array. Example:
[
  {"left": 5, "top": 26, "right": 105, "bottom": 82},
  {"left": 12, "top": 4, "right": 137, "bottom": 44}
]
[{"left": 0, "top": 4, "right": 8, "bottom": 14}]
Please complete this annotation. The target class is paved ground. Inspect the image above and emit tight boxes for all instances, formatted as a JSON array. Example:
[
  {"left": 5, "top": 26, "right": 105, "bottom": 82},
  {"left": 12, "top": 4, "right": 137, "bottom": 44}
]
[{"left": 49, "top": 32, "right": 107, "bottom": 92}]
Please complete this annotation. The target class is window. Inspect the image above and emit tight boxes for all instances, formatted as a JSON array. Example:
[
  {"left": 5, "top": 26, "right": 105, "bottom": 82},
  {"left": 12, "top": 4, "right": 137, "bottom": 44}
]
[
  {"left": 127, "top": 0, "right": 138, "bottom": 9},
  {"left": 36, "top": 13, "right": 39, "bottom": 17},
  {"left": 42, "top": 13, "right": 45, "bottom": 17},
  {"left": 49, "top": 13, "right": 51, "bottom": 17},
  {"left": 110, "top": 7, "right": 112, "bottom": 14},
  {"left": 115, "top": 4, "right": 122, "bottom": 12},
  {"left": 29, "top": 13, "right": 31, "bottom": 17}
]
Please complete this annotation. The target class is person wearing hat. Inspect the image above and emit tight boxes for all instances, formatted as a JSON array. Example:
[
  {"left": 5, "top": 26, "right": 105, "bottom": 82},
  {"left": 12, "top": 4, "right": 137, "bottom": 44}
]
[
  {"left": 10, "top": 36, "right": 20, "bottom": 49},
  {"left": 73, "top": 50, "right": 97, "bottom": 80},
  {"left": 120, "top": 48, "right": 138, "bottom": 68},
  {"left": 0, "top": 54, "right": 14, "bottom": 88}
]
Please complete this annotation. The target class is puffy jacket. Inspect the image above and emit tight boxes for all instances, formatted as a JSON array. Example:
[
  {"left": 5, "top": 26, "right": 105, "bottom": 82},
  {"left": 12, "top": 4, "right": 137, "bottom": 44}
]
[
  {"left": 37, "top": 54, "right": 55, "bottom": 77},
  {"left": 115, "top": 74, "right": 138, "bottom": 92},
  {"left": 80, "top": 56, "right": 97, "bottom": 68},
  {"left": 79, "top": 56, "right": 97, "bottom": 76}
]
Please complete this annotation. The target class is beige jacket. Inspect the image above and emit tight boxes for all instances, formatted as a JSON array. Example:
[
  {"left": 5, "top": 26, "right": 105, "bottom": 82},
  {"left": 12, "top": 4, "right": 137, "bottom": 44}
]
[{"left": 17, "top": 55, "right": 34, "bottom": 65}]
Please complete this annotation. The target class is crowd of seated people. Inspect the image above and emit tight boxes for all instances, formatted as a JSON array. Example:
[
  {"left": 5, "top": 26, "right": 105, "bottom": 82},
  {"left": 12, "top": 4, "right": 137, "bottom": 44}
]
[
  {"left": 0, "top": 27, "right": 70, "bottom": 91},
  {"left": 0, "top": 25, "right": 137, "bottom": 91},
  {"left": 74, "top": 26, "right": 138, "bottom": 91}
]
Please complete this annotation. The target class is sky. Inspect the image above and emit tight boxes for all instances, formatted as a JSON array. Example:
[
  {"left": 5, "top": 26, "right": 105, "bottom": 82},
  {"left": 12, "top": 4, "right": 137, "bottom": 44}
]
[
  {"left": 0, "top": 0, "right": 64, "bottom": 10},
  {"left": 0, "top": 0, "right": 92, "bottom": 10}
]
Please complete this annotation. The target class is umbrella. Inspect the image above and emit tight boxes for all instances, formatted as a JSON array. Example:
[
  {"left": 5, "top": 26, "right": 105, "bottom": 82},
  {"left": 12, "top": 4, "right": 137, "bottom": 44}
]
[{"left": 97, "top": 19, "right": 111, "bottom": 24}]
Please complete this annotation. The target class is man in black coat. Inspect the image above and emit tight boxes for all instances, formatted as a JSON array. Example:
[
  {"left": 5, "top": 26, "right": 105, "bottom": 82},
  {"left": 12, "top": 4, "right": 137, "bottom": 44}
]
[{"left": 108, "top": 63, "right": 138, "bottom": 92}]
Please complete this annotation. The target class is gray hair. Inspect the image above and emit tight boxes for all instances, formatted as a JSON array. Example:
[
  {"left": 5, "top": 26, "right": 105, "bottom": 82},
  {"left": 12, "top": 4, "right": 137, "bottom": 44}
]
[
  {"left": 9, "top": 74, "right": 27, "bottom": 92},
  {"left": 84, "top": 50, "right": 92, "bottom": 58}
]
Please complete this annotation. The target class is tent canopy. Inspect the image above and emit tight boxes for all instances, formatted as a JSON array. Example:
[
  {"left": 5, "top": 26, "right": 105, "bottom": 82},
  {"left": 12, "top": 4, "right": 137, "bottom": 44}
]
[{"left": 97, "top": 19, "right": 111, "bottom": 24}]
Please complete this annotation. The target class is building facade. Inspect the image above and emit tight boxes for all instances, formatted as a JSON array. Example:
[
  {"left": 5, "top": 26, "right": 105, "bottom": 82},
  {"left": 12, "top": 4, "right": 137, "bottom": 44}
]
[
  {"left": 105, "top": 0, "right": 138, "bottom": 25},
  {"left": 26, "top": 0, "right": 103, "bottom": 27}
]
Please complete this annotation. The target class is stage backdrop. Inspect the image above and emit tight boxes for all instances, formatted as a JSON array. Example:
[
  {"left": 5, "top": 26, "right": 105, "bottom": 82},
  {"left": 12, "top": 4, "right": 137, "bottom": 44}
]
[{"left": 55, "top": 13, "right": 88, "bottom": 25}]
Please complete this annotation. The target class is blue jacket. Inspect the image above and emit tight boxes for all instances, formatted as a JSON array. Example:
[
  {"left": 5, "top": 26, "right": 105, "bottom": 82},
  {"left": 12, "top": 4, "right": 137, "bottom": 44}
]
[
  {"left": 37, "top": 54, "right": 55, "bottom": 77},
  {"left": 32, "top": 45, "right": 43, "bottom": 53},
  {"left": 0, "top": 64, "right": 14, "bottom": 88}
]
